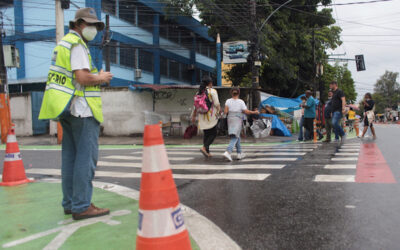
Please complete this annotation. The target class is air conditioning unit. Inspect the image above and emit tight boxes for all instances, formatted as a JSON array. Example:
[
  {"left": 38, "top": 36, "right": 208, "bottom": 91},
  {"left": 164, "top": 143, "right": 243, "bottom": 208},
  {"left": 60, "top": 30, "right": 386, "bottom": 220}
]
[
  {"left": 135, "top": 68, "right": 142, "bottom": 79},
  {"left": 3, "top": 45, "right": 20, "bottom": 68}
]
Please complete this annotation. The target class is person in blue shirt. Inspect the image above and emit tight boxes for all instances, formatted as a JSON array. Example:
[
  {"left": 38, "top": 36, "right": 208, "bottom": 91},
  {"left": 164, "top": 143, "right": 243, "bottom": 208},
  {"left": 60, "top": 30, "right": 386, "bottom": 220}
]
[{"left": 302, "top": 90, "right": 316, "bottom": 141}]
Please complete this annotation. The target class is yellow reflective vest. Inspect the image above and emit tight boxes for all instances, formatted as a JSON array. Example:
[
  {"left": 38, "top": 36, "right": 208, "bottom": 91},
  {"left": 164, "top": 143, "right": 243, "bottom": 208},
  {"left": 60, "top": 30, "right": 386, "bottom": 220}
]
[{"left": 39, "top": 32, "right": 103, "bottom": 123}]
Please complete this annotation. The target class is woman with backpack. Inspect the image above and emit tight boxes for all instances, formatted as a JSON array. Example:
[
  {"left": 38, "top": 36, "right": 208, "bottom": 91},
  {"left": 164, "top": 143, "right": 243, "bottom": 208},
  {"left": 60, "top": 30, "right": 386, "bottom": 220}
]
[
  {"left": 223, "top": 87, "right": 259, "bottom": 161},
  {"left": 191, "top": 75, "right": 221, "bottom": 158}
]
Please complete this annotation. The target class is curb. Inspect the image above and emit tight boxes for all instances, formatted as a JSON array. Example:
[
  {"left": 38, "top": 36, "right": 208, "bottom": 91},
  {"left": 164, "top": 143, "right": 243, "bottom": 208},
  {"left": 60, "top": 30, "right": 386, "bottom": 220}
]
[{"left": 39, "top": 178, "right": 241, "bottom": 250}]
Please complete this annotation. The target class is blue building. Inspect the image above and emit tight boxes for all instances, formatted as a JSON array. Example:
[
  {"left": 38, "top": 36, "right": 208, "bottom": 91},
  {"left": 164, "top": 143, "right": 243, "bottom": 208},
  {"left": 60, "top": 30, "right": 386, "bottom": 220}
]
[{"left": 1, "top": 0, "right": 218, "bottom": 90}]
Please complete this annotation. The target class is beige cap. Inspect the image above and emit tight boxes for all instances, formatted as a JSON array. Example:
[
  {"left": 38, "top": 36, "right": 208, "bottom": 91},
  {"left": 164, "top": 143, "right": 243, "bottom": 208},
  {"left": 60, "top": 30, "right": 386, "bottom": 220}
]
[{"left": 69, "top": 8, "right": 104, "bottom": 31}]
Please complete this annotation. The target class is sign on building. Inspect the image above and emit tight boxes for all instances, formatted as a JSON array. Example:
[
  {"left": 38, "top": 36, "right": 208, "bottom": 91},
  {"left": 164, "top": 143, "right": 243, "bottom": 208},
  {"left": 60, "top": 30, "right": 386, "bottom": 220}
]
[{"left": 223, "top": 41, "right": 250, "bottom": 64}]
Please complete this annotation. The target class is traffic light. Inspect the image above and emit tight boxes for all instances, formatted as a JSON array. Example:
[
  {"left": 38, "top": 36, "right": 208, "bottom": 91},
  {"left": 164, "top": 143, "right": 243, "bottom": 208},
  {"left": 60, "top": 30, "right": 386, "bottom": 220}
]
[
  {"left": 355, "top": 54, "right": 366, "bottom": 71},
  {"left": 61, "top": 0, "right": 70, "bottom": 9}
]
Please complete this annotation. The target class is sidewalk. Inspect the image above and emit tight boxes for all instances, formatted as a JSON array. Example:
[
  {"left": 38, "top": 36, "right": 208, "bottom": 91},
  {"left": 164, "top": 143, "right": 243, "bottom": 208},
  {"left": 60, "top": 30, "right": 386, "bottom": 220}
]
[
  {"left": 14, "top": 134, "right": 298, "bottom": 146},
  {"left": 0, "top": 180, "right": 200, "bottom": 250}
]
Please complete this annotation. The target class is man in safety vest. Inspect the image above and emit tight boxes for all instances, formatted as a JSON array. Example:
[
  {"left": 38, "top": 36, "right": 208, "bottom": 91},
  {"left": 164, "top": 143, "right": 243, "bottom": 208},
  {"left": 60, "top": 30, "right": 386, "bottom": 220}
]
[{"left": 39, "top": 8, "right": 113, "bottom": 220}]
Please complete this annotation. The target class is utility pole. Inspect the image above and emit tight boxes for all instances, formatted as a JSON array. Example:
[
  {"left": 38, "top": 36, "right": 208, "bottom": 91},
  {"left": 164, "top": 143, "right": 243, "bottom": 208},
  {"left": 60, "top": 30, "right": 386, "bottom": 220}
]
[
  {"left": 104, "top": 15, "right": 110, "bottom": 72},
  {"left": 53, "top": 0, "right": 64, "bottom": 144},
  {"left": 250, "top": 0, "right": 260, "bottom": 109},
  {"left": 0, "top": 11, "right": 11, "bottom": 143},
  {"left": 0, "top": 12, "right": 7, "bottom": 90}
]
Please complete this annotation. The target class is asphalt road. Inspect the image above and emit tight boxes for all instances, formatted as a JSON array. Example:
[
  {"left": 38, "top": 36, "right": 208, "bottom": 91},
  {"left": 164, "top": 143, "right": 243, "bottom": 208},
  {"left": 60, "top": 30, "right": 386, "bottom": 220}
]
[{"left": 2, "top": 124, "right": 400, "bottom": 249}]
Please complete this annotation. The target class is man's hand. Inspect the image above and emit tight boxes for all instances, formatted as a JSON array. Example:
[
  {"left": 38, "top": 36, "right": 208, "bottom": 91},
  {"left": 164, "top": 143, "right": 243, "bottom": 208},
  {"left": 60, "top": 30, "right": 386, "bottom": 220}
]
[{"left": 99, "top": 69, "right": 113, "bottom": 84}]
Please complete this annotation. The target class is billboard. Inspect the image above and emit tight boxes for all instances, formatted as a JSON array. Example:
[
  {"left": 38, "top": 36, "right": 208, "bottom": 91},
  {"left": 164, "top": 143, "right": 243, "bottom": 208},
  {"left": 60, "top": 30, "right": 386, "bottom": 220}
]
[{"left": 223, "top": 41, "right": 250, "bottom": 64}]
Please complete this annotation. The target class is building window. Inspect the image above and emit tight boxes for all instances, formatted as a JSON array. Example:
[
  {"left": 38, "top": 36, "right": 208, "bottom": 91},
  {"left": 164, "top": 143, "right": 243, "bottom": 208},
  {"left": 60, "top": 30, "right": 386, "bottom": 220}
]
[
  {"left": 102, "top": 40, "right": 118, "bottom": 64},
  {"left": 119, "top": 0, "right": 137, "bottom": 25},
  {"left": 139, "top": 49, "right": 153, "bottom": 72},
  {"left": 101, "top": 0, "right": 117, "bottom": 16},
  {"left": 160, "top": 56, "right": 168, "bottom": 77},
  {"left": 181, "top": 64, "right": 192, "bottom": 83},
  {"left": 138, "top": 11, "right": 153, "bottom": 32},
  {"left": 169, "top": 59, "right": 179, "bottom": 80},
  {"left": 168, "top": 26, "right": 180, "bottom": 44},
  {"left": 120, "top": 43, "right": 135, "bottom": 68}
]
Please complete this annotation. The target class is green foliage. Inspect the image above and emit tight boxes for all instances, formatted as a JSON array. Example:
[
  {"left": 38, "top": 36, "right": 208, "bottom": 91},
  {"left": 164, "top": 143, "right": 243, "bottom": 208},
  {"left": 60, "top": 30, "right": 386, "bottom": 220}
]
[
  {"left": 165, "top": 0, "right": 345, "bottom": 98},
  {"left": 320, "top": 63, "right": 357, "bottom": 103},
  {"left": 372, "top": 71, "right": 400, "bottom": 113}
]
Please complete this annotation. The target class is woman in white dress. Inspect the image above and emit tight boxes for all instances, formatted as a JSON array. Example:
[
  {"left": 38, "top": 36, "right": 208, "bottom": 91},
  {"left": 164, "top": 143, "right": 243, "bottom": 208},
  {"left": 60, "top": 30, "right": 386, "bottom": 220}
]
[{"left": 223, "top": 88, "right": 259, "bottom": 161}]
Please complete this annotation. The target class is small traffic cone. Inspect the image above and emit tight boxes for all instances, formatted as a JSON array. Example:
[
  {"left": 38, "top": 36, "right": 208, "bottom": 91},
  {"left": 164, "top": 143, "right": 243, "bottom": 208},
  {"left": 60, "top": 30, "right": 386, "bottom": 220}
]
[
  {"left": 313, "top": 119, "right": 317, "bottom": 143},
  {"left": 136, "top": 124, "right": 192, "bottom": 250},
  {"left": 0, "top": 127, "right": 34, "bottom": 186},
  {"left": 355, "top": 118, "right": 360, "bottom": 137}
]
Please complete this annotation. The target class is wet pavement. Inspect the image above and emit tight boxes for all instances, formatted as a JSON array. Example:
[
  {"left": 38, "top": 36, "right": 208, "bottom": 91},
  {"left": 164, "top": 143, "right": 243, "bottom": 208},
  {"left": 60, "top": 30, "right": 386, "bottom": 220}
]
[{"left": 1, "top": 124, "right": 400, "bottom": 249}]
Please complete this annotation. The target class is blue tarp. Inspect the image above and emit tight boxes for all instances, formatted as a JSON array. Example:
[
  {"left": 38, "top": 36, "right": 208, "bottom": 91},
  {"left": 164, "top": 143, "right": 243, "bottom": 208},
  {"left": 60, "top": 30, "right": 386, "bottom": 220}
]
[
  {"left": 260, "top": 95, "right": 319, "bottom": 114},
  {"left": 260, "top": 114, "right": 292, "bottom": 137}
]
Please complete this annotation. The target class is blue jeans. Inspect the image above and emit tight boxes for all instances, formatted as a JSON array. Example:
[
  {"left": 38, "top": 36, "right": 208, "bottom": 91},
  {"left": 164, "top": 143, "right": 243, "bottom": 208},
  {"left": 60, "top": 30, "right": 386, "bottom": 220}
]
[
  {"left": 227, "top": 135, "right": 242, "bottom": 154},
  {"left": 60, "top": 112, "right": 100, "bottom": 213},
  {"left": 298, "top": 116, "right": 304, "bottom": 141},
  {"left": 332, "top": 111, "right": 345, "bottom": 139}
]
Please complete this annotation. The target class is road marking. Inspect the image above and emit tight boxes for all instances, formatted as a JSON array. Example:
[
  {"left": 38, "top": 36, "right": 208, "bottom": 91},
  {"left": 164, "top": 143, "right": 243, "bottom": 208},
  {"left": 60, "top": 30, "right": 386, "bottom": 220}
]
[
  {"left": 314, "top": 175, "right": 355, "bottom": 182},
  {"left": 334, "top": 153, "right": 359, "bottom": 156},
  {"left": 340, "top": 146, "right": 360, "bottom": 149},
  {"left": 331, "top": 157, "right": 358, "bottom": 161},
  {"left": 338, "top": 149, "right": 360, "bottom": 152},
  {"left": 131, "top": 149, "right": 314, "bottom": 156},
  {"left": 97, "top": 161, "right": 286, "bottom": 170},
  {"left": 356, "top": 143, "right": 396, "bottom": 183},
  {"left": 324, "top": 164, "right": 357, "bottom": 169},
  {"left": 239, "top": 157, "right": 298, "bottom": 162},
  {"left": 25, "top": 169, "right": 270, "bottom": 181},
  {"left": 103, "top": 155, "right": 195, "bottom": 161}
]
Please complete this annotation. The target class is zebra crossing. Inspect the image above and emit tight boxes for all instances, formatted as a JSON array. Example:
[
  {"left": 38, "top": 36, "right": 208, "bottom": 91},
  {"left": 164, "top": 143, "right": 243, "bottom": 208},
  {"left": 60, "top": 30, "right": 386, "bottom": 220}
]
[
  {"left": 314, "top": 143, "right": 360, "bottom": 183},
  {"left": 25, "top": 143, "right": 320, "bottom": 182}
]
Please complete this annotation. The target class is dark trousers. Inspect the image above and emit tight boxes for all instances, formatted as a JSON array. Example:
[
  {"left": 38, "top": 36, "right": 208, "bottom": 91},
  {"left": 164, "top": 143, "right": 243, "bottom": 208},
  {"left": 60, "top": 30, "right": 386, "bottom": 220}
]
[
  {"left": 325, "top": 118, "right": 333, "bottom": 141},
  {"left": 203, "top": 125, "right": 217, "bottom": 153},
  {"left": 304, "top": 118, "right": 314, "bottom": 140}
]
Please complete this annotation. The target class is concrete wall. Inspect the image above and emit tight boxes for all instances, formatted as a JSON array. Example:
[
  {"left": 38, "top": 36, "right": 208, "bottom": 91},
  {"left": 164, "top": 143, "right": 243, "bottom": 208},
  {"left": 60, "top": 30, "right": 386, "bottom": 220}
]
[
  {"left": 10, "top": 93, "right": 33, "bottom": 136},
  {"left": 8, "top": 88, "right": 231, "bottom": 136},
  {"left": 101, "top": 88, "right": 152, "bottom": 136},
  {"left": 101, "top": 88, "right": 197, "bottom": 136}
]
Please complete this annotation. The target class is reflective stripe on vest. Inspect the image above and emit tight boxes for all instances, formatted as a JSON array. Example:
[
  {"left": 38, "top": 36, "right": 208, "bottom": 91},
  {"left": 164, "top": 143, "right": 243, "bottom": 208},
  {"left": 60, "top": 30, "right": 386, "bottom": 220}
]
[{"left": 39, "top": 32, "right": 103, "bottom": 123}]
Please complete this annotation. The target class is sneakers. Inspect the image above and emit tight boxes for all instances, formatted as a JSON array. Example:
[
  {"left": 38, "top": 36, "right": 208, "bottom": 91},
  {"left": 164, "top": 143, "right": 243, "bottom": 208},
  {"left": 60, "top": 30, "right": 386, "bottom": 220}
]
[
  {"left": 72, "top": 203, "right": 110, "bottom": 220},
  {"left": 223, "top": 151, "right": 233, "bottom": 162},
  {"left": 237, "top": 153, "right": 246, "bottom": 160},
  {"left": 340, "top": 134, "right": 346, "bottom": 144}
]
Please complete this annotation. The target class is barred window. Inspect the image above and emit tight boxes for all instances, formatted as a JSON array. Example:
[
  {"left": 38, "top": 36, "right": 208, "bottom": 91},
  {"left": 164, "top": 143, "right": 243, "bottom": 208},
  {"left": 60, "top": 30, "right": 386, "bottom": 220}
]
[
  {"left": 169, "top": 59, "right": 180, "bottom": 79},
  {"left": 102, "top": 40, "right": 118, "bottom": 64},
  {"left": 139, "top": 49, "right": 153, "bottom": 72},
  {"left": 119, "top": 43, "right": 135, "bottom": 68},
  {"left": 101, "top": 0, "right": 116, "bottom": 16},
  {"left": 160, "top": 56, "right": 168, "bottom": 77},
  {"left": 119, "top": 0, "right": 137, "bottom": 25}
]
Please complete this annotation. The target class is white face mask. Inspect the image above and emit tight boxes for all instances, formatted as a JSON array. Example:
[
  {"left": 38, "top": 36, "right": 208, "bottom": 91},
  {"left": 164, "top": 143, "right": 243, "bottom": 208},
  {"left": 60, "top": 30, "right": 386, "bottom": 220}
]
[{"left": 82, "top": 26, "right": 97, "bottom": 41}]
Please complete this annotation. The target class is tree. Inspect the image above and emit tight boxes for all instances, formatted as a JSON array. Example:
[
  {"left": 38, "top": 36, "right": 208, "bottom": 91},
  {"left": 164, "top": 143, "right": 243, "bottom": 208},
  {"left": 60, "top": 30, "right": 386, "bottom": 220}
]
[
  {"left": 372, "top": 71, "right": 400, "bottom": 114},
  {"left": 165, "top": 0, "right": 343, "bottom": 97},
  {"left": 320, "top": 63, "right": 357, "bottom": 103}
]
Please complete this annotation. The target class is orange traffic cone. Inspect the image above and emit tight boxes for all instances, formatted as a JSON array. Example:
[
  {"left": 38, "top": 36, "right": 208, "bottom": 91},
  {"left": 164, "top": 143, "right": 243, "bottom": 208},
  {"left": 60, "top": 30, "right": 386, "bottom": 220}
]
[
  {"left": 0, "top": 127, "right": 33, "bottom": 186},
  {"left": 313, "top": 119, "right": 317, "bottom": 143},
  {"left": 136, "top": 124, "right": 192, "bottom": 250}
]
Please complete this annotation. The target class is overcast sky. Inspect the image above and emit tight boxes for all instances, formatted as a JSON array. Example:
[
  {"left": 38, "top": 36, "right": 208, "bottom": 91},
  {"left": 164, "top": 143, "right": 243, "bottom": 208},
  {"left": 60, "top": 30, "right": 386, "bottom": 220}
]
[{"left": 330, "top": 0, "right": 400, "bottom": 101}]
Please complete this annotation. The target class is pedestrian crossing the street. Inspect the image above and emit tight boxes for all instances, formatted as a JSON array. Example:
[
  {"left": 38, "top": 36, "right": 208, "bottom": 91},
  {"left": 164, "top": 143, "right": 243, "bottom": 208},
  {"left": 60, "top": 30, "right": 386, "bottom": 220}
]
[
  {"left": 25, "top": 143, "right": 320, "bottom": 182},
  {"left": 314, "top": 143, "right": 360, "bottom": 183}
]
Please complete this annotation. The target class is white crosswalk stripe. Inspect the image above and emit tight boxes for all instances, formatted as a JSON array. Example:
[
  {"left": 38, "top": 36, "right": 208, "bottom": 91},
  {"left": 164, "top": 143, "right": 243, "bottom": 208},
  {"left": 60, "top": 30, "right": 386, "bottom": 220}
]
[
  {"left": 25, "top": 168, "right": 270, "bottom": 181},
  {"left": 314, "top": 143, "right": 359, "bottom": 183},
  {"left": 24, "top": 145, "right": 318, "bottom": 182}
]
